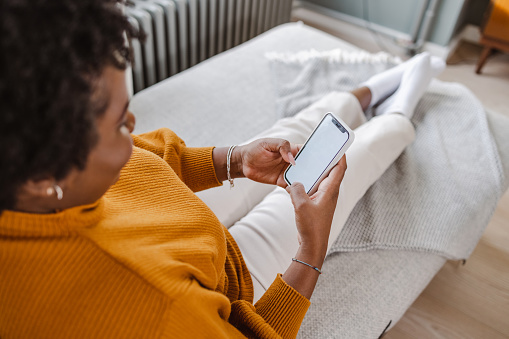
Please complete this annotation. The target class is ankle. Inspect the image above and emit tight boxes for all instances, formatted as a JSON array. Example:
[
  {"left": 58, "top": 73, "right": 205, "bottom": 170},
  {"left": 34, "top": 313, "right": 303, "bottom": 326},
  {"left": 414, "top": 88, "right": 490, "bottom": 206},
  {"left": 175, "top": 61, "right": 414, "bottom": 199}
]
[{"left": 350, "top": 86, "right": 372, "bottom": 111}]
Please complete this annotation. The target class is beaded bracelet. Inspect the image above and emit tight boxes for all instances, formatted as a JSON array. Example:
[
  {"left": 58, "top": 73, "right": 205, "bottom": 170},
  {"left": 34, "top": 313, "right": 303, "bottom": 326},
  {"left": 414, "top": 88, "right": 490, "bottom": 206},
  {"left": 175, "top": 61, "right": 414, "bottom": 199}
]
[{"left": 292, "top": 258, "right": 322, "bottom": 274}]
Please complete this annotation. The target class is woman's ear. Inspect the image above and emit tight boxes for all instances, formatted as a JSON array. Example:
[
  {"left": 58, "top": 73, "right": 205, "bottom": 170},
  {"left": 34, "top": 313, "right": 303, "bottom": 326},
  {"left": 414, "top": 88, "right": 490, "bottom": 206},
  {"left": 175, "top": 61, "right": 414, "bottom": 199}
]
[
  {"left": 14, "top": 171, "right": 79, "bottom": 212},
  {"left": 20, "top": 178, "right": 57, "bottom": 199}
]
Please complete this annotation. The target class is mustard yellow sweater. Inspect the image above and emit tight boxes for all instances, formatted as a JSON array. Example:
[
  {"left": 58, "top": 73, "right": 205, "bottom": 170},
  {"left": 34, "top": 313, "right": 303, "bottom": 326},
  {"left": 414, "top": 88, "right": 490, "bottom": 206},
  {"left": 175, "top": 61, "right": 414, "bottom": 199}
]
[{"left": 0, "top": 128, "right": 309, "bottom": 338}]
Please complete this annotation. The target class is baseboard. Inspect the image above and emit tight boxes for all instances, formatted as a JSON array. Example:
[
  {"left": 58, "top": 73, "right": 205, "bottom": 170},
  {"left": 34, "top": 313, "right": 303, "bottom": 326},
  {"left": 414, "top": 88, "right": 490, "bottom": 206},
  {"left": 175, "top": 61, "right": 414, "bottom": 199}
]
[
  {"left": 422, "top": 42, "right": 450, "bottom": 60},
  {"left": 461, "top": 24, "right": 482, "bottom": 44},
  {"left": 445, "top": 24, "right": 482, "bottom": 62}
]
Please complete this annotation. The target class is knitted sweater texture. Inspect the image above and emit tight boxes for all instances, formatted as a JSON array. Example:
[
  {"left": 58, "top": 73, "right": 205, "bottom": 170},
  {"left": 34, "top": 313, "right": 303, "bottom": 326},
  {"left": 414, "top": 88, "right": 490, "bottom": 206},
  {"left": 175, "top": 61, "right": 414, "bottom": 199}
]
[{"left": 0, "top": 128, "right": 309, "bottom": 338}]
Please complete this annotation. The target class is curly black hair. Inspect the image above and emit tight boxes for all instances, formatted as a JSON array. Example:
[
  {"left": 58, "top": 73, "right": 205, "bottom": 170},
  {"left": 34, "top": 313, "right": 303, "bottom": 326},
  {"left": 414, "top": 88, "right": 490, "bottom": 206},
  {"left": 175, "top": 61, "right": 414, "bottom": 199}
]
[{"left": 0, "top": 0, "right": 138, "bottom": 211}]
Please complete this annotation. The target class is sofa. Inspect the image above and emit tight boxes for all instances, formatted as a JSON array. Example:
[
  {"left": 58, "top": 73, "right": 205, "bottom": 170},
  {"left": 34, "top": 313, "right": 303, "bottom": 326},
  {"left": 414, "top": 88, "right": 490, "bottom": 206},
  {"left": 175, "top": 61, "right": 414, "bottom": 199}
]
[{"left": 129, "top": 22, "right": 509, "bottom": 338}]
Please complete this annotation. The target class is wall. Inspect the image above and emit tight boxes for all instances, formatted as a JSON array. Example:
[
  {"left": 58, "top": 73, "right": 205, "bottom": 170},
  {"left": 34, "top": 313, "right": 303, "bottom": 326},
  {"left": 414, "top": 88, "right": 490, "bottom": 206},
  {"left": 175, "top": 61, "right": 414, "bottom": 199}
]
[
  {"left": 427, "top": 0, "right": 466, "bottom": 46},
  {"left": 462, "top": 0, "right": 490, "bottom": 26},
  {"left": 301, "top": 0, "right": 485, "bottom": 46},
  {"left": 302, "top": 0, "right": 427, "bottom": 39}
]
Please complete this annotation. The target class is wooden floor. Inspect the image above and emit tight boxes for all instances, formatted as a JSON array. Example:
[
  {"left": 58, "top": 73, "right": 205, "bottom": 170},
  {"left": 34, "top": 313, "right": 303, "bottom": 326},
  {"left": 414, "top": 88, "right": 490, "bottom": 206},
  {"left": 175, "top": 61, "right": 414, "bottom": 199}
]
[
  {"left": 387, "top": 190, "right": 509, "bottom": 339},
  {"left": 292, "top": 8, "right": 509, "bottom": 339},
  {"left": 387, "top": 191, "right": 509, "bottom": 339}
]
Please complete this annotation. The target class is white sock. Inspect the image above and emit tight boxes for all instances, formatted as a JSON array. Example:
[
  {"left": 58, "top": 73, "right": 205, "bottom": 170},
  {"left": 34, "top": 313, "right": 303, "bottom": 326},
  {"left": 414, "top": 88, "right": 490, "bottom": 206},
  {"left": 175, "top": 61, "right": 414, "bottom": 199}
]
[
  {"left": 361, "top": 52, "right": 430, "bottom": 108},
  {"left": 375, "top": 54, "right": 446, "bottom": 118}
]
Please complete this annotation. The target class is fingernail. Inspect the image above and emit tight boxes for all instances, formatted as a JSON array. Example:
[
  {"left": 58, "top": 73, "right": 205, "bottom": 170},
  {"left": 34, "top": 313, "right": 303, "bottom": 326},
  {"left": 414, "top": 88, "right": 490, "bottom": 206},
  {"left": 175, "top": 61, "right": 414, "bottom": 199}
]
[{"left": 288, "top": 152, "right": 296, "bottom": 166}]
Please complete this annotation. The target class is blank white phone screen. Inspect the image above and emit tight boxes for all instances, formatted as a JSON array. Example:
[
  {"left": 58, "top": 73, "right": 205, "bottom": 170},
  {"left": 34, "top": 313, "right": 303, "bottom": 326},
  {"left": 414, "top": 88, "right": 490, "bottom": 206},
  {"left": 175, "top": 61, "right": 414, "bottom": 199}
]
[{"left": 285, "top": 115, "right": 349, "bottom": 193}]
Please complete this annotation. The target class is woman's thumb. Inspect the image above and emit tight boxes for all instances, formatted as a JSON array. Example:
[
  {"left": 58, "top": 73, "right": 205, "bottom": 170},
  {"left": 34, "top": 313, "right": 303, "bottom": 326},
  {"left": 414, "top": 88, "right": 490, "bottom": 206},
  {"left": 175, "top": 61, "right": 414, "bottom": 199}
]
[{"left": 286, "top": 182, "right": 308, "bottom": 208}]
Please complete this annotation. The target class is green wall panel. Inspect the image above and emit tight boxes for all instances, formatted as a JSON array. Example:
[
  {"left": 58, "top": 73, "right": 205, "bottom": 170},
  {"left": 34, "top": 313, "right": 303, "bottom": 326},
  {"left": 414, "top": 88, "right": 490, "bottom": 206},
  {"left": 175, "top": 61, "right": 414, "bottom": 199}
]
[
  {"left": 304, "top": 0, "right": 468, "bottom": 46},
  {"left": 308, "top": 0, "right": 427, "bottom": 36}
]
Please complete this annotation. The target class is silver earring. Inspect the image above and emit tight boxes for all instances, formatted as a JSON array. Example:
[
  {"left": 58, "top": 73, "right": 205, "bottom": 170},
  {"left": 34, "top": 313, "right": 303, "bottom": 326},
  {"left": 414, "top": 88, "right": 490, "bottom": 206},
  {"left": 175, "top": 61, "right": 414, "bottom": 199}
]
[
  {"left": 54, "top": 185, "right": 63, "bottom": 201},
  {"left": 46, "top": 187, "right": 55, "bottom": 196}
]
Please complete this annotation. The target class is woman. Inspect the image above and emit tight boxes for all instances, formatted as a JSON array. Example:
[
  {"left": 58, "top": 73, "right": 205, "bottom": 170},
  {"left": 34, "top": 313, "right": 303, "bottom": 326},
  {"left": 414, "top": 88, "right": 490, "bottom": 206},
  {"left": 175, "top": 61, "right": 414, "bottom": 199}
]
[{"left": 0, "top": 0, "right": 444, "bottom": 338}]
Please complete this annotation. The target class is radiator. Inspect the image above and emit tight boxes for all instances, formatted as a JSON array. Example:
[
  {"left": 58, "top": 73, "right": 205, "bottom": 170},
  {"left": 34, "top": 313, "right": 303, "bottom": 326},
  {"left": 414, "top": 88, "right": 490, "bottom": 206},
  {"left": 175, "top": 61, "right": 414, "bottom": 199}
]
[{"left": 126, "top": 0, "right": 294, "bottom": 93}]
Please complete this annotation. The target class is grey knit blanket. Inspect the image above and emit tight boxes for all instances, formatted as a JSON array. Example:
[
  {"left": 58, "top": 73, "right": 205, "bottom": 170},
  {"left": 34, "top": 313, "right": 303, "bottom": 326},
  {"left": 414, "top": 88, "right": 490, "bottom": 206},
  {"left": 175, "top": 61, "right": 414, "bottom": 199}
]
[{"left": 266, "top": 49, "right": 506, "bottom": 260}]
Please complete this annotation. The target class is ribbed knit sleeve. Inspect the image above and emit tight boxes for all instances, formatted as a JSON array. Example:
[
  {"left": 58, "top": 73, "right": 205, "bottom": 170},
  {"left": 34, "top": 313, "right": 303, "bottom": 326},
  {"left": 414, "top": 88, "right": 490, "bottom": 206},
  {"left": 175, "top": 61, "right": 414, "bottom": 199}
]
[
  {"left": 230, "top": 274, "right": 310, "bottom": 338},
  {"left": 132, "top": 128, "right": 222, "bottom": 192},
  {"left": 167, "top": 274, "right": 309, "bottom": 339}
]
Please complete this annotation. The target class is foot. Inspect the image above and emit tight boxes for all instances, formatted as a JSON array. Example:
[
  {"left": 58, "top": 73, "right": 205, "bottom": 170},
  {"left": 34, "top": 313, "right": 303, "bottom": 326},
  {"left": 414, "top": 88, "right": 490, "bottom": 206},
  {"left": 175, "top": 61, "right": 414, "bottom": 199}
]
[
  {"left": 361, "top": 52, "right": 444, "bottom": 108},
  {"left": 375, "top": 53, "right": 445, "bottom": 118}
]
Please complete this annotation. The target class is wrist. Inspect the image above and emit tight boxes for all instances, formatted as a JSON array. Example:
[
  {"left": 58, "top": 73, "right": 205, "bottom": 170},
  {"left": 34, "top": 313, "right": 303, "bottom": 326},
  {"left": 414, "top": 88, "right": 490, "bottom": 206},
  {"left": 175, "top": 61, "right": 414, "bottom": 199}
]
[
  {"left": 296, "top": 244, "right": 327, "bottom": 269},
  {"left": 231, "top": 145, "right": 244, "bottom": 179}
]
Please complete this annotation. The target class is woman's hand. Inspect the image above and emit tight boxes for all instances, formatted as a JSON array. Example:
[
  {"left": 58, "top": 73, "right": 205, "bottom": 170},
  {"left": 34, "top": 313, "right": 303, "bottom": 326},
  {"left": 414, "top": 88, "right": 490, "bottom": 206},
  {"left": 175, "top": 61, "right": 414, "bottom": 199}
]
[
  {"left": 286, "top": 156, "right": 348, "bottom": 262},
  {"left": 235, "top": 138, "right": 300, "bottom": 187},
  {"left": 281, "top": 156, "right": 347, "bottom": 299}
]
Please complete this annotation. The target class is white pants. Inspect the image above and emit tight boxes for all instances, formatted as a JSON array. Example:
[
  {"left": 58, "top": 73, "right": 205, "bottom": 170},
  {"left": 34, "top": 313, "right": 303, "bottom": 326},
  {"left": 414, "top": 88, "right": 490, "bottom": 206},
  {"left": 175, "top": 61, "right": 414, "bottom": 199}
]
[{"left": 196, "top": 92, "right": 416, "bottom": 303}]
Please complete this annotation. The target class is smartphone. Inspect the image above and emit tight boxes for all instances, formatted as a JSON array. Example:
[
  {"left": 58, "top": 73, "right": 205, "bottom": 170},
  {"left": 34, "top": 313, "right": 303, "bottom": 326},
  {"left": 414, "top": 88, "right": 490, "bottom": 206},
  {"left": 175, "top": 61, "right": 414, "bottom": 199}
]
[{"left": 284, "top": 113, "right": 355, "bottom": 195}]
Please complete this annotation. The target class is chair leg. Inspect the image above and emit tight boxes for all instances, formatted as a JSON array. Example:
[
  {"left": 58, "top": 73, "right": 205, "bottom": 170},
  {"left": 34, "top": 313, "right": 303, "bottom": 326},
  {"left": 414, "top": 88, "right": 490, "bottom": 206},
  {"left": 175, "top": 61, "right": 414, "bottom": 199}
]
[{"left": 476, "top": 46, "right": 493, "bottom": 74}]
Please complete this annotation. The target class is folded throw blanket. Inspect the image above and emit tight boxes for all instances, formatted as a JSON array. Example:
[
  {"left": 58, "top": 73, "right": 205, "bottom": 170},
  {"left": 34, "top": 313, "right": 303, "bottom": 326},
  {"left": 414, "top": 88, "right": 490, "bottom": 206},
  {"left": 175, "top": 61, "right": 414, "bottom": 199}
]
[{"left": 266, "top": 49, "right": 506, "bottom": 260}]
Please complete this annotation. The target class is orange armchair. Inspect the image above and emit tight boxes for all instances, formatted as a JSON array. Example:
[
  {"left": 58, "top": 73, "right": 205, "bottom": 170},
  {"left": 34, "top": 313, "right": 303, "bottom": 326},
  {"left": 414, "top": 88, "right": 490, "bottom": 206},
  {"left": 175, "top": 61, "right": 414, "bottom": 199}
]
[{"left": 476, "top": 0, "right": 509, "bottom": 74}]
